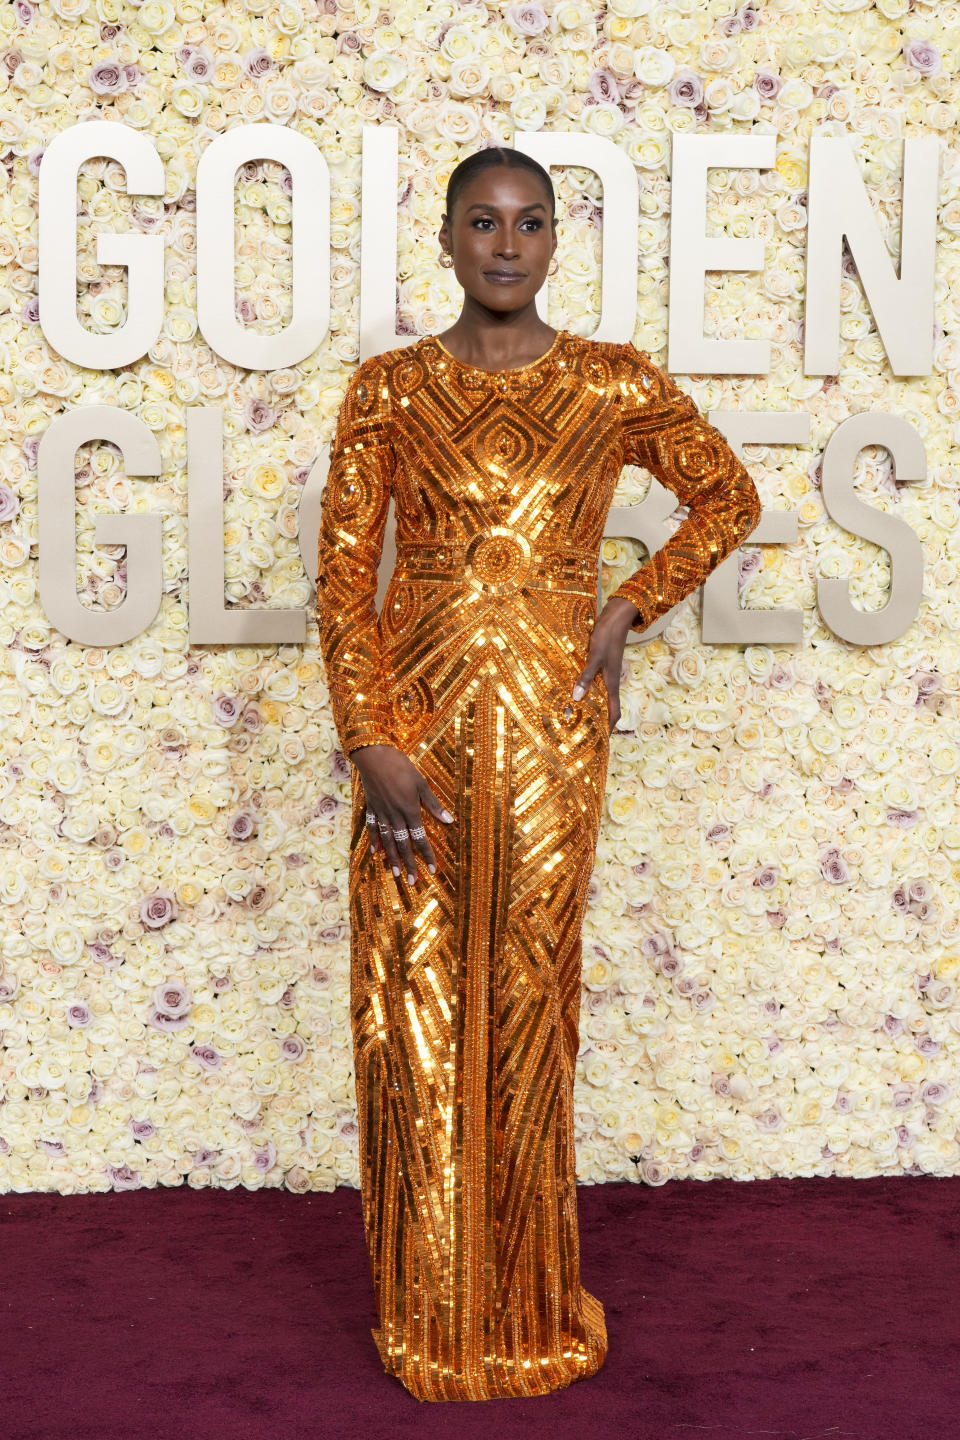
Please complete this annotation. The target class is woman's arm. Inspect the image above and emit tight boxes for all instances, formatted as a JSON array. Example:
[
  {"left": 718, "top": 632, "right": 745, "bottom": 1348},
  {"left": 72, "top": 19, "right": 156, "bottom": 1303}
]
[
  {"left": 315, "top": 357, "right": 454, "bottom": 883},
  {"left": 608, "top": 341, "right": 763, "bottom": 631},
  {"left": 571, "top": 342, "right": 763, "bottom": 721},
  {"left": 315, "top": 356, "right": 397, "bottom": 758}
]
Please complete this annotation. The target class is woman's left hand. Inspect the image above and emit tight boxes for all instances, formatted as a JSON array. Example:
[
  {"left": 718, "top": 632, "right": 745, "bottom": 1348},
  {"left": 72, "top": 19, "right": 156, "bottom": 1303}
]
[{"left": 571, "top": 595, "right": 640, "bottom": 733}]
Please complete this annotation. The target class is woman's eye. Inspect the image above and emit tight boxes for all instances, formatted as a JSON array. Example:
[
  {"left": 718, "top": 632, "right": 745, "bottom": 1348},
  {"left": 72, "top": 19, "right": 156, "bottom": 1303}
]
[{"left": 472, "top": 218, "right": 541, "bottom": 230}]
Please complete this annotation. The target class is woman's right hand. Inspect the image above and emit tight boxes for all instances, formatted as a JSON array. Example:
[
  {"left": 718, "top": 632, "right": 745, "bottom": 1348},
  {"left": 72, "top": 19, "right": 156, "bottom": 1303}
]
[{"left": 348, "top": 744, "right": 455, "bottom": 884}]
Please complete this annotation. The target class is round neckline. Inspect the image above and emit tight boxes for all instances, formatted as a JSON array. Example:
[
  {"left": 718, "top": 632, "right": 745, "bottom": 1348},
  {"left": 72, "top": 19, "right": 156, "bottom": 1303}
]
[{"left": 431, "top": 328, "right": 565, "bottom": 376}]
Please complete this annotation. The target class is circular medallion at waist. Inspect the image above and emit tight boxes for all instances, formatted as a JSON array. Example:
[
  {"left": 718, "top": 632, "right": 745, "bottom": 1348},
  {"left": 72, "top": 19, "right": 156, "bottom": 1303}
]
[{"left": 464, "top": 527, "right": 532, "bottom": 595}]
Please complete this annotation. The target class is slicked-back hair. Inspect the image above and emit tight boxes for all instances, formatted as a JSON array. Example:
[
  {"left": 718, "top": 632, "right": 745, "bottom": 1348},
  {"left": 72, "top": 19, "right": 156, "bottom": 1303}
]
[{"left": 444, "top": 146, "right": 556, "bottom": 227}]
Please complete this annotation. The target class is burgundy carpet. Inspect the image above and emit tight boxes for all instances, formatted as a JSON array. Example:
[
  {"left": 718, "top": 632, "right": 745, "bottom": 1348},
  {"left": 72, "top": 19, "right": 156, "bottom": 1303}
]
[{"left": 3, "top": 1174, "right": 958, "bottom": 1440}]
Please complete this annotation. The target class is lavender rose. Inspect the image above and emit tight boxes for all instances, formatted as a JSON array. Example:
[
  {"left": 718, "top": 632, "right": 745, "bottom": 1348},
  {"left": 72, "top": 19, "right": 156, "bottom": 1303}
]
[
  {"left": 589, "top": 68, "right": 621, "bottom": 105},
  {"left": 87, "top": 940, "right": 121, "bottom": 967},
  {"left": 228, "top": 810, "right": 257, "bottom": 841},
  {"left": 505, "top": 2, "right": 548, "bottom": 36},
  {"left": 253, "top": 1141, "right": 277, "bottom": 1173},
  {"left": 212, "top": 692, "right": 242, "bottom": 726},
  {"left": 191, "top": 1044, "right": 221, "bottom": 1070},
  {"left": 181, "top": 45, "right": 212, "bottom": 81},
  {"left": 244, "top": 47, "right": 274, "bottom": 78},
  {"left": 819, "top": 846, "right": 850, "bottom": 884},
  {"left": 903, "top": 39, "right": 941, "bottom": 77},
  {"left": 753, "top": 69, "right": 781, "bottom": 101},
  {"left": 244, "top": 397, "right": 277, "bottom": 433},
  {"left": 107, "top": 1164, "right": 142, "bottom": 1190},
  {"left": 153, "top": 981, "right": 191, "bottom": 1016},
  {"left": 639, "top": 931, "right": 673, "bottom": 958},
  {"left": 89, "top": 60, "right": 126, "bottom": 95},
  {"left": 245, "top": 884, "right": 271, "bottom": 913},
  {"left": 140, "top": 891, "right": 178, "bottom": 929},
  {"left": 0, "top": 484, "right": 20, "bottom": 521},
  {"left": 669, "top": 69, "right": 704, "bottom": 108}
]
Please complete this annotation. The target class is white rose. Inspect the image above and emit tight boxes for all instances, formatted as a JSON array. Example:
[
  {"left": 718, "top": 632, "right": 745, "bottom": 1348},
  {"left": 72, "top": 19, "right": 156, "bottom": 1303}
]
[
  {"left": 363, "top": 50, "right": 407, "bottom": 92},
  {"left": 634, "top": 46, "right": 675, "bottom": 87},
  {"left": 510, "top": 92, "right": 547, "bottom": 131},
  {"left": 136, "top": 0, "right": 175, "bottom": 35}
]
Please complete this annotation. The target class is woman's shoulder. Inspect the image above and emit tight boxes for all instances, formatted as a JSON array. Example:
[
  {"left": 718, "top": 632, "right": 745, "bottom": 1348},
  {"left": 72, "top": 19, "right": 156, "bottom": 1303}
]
[
  {"left": 566, "top": 332, "right": 658, "bottom": 393},
  {"left": 335, "top": 349, "right": 399, "bottom": 432},
  {"left": 344, "top": 342, "right": 407, "bottom": 395},
  {"left": 342, "top": 338, "right": 430, "bottom": 407}
]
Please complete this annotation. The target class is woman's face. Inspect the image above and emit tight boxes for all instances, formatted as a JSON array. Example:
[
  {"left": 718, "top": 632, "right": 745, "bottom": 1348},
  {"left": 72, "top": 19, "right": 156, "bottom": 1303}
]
[{"left": 439, "top": 165, "right": 557, "bottom": 314}]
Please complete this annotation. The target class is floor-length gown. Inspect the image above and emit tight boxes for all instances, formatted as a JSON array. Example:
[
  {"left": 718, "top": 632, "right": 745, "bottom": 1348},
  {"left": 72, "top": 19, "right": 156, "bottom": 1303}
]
[{"left": 314, "top": 329, "right": 762, "bottom": 1401}]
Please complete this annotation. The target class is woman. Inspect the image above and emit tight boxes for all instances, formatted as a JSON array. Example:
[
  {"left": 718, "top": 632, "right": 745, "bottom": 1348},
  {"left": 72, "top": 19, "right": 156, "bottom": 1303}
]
[{"left": 315, "top": 146, "right": 762, "bottom": 1403}]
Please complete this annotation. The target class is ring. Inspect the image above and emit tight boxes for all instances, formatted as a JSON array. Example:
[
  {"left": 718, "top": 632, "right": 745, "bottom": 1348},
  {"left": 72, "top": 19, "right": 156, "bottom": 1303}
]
[
  {"left": 392, "top": 827, "right": 409, "bottom": 841},
  {"left": 410, "top": 825, "right": 426, "bottom": 840},
  {"left": 377, "top": 818, "right": 391, "bottom": 833},
  {"left": 366, "top": 811, "right": 376, "bottom": 824}
]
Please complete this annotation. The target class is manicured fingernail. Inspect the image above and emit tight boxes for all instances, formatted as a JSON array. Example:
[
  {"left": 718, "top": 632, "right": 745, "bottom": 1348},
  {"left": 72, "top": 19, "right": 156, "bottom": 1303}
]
[
  {"left": 392, "top": 865, "right": 400, "bottom": 876},
  {"left": 408, "top": 873, "right": 416, "bottom": 884},
  {"left": 428, "top": 863, "right": 436, "bottom": 874},
  {"left": 572, "top": 684, "right": 585, "bottom": 700},
  {"left": 441, "top": 809, "right": 454, "bottom": 823}
]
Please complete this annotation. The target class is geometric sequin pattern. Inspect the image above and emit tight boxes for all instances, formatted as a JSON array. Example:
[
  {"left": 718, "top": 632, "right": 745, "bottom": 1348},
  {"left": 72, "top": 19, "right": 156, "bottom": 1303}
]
[{"left": 314, "top": 330, "right": 762, "bottom": 1402}]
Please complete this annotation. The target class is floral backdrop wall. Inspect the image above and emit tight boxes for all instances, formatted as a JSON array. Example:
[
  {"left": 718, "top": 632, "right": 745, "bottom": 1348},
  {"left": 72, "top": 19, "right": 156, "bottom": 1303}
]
[{"left": 0, "top": 0, "right": 958, "bottom": 1195}]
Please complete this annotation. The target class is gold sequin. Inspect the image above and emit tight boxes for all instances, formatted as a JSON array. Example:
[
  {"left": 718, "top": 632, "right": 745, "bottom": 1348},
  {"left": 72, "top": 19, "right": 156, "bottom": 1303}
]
[{"left": 314, "top": 330, "right": 761, "bottom": 1402}]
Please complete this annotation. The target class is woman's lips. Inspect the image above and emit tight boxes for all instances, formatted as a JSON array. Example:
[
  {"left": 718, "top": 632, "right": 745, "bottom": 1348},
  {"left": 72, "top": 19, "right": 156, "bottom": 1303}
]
[{"left": 485, "top": 272, "right": 525, "bottom": 283}]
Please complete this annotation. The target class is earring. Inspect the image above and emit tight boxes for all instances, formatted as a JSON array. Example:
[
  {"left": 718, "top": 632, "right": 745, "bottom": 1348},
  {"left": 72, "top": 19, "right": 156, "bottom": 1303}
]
[
  {"left": 439, "top": 250, "right": 454, "bottom": 268},
  {"left": 548, "top": 258, "right": 559, "bottom": 277}
]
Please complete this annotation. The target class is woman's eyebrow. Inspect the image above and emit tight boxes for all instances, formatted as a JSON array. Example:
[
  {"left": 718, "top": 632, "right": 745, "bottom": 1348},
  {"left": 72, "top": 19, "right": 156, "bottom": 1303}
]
[{"left": 464, "top": 201, "right": 548, "bottom": 213}]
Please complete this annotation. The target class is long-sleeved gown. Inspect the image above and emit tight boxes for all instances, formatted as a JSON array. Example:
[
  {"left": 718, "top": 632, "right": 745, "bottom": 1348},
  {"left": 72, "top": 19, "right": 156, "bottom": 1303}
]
[{"left": 314, "top": 329, "right": 762, "bottom": 1402}]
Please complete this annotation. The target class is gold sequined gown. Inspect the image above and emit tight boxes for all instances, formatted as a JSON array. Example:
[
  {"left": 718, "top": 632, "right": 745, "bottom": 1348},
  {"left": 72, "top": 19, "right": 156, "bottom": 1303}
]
[{"left": 314, "top": 329, "right": 761, "bottom": 1402}]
